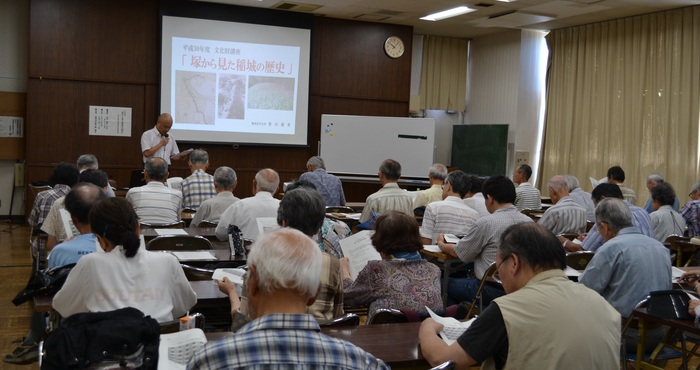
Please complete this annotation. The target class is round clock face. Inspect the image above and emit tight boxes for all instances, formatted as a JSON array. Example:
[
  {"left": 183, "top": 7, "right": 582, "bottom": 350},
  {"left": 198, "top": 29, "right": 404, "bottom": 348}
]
[{"left": 384, "top": 36, "right": 405, "bottom": 59}]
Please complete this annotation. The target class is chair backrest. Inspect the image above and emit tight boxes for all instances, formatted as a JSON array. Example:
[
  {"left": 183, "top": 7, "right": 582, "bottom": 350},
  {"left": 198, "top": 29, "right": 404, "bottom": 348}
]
[
  {"left": 319, "top": 313, "right": 360, "bottom": 327},
  {"left": 559, "top": 233, "right": 579, "bottom": 241},
  {"left": 181, "top": 264, "right": 215, "bottom": 281},
  {"left": 197, "top": 220, "right": 218, "bottom": 228},
  {"left": 586, "top": 221, "right": 595, "bottom": 232},
  {"left": 29, "top": 184, "right": 52, "bottom": 197},
  {"left": 466, "top": 262, "right": 499, "bottom": 319},
  {"left": 140, "top": 221, "right": 186, "bottom": 229},
  {"left": 146, "top": 235, "right": 213, "bottom": 251},
  {"left": 325, "top": 206, "right": 356, "bottom": 214},
  {"left": 182, "top": 207, "right": 197, "bottom": 214},
  {"left": 430, "top": 361, "right": 456, "bottom": 370},
  {"left": 129, "top": 169, "right": 146, "bottom": 188},
  {"left": 166, "top": 177, "right": 184, "bottom": 191},
  {"left": 367, "top": 308, "right": 408, "bottom": 325},
  {"left": 565, "top": 251, "right": 595, "bottom": 270}
]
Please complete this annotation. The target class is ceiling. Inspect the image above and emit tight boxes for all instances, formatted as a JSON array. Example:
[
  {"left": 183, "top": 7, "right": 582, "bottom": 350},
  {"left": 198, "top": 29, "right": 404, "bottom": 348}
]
[{"left": 196, "top": 0, "right": 699, "bottom": 38}]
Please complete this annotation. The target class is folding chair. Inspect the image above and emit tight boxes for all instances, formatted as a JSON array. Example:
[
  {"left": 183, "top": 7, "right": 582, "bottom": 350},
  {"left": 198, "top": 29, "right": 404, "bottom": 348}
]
[
  {"left": 197, "top": 220, "right": 218, "bottom": 228},
  {"left": 181, "top": 264, "right": 215, "bottom": 281},
  {"left": 325, "top": 206, "right": 356, "bottom": 214},
  {"left": 565, "top": 251, "right": 595, "bottom": 270},
  {"left": 318, "top": 313, "right": 360, "bottom": 327},
  {"left": 465, "top": 262, "right": 499, "bottom": 319},
  {"left": 146, "top": 235, "right": 212, "bottom": 251},
  {"left": 139, "top": 221, "right": 186, "bottom": 229},
  {"left": 366, "top": 308, "right": 408, "bottom": 325}
]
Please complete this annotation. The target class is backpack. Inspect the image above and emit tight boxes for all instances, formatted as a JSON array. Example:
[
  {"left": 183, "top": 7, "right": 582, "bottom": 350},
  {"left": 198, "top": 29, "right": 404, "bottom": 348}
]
[
  {"left": 12, "top": 263, "right": 76, "bottom": 306},
  {"left": 41, "top": 307, "right": 160, "bottom": 370},
  {"left": 227, "top": 224, "right": 246, "bottom": 256}
]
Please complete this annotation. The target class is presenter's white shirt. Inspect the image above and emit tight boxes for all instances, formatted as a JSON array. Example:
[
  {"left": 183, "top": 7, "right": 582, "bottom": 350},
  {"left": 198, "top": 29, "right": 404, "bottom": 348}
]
[{"left": 141, "top": 127, "right": 180, "bottom": 164}]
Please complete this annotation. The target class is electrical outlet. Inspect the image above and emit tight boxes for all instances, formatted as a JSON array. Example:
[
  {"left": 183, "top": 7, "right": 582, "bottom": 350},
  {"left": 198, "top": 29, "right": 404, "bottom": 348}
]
[
  {"left": 515, "top": 151, "right": 529, "bottom": 165},
  {"left": 14, "top": 163, "right": 25, "bottom": 187}
]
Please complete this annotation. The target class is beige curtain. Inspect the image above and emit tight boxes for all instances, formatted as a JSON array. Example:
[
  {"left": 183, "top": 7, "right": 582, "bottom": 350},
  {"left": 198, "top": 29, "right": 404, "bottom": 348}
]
[
  {"left": 541, "top": 6, "right": 700, "bottom": 207},
  {"left": 419, "top": 36, "right": 468, "bottom": 111}
]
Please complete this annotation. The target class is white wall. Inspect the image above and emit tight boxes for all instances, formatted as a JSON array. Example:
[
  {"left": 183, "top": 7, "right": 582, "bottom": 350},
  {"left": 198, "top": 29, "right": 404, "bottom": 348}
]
[{"left": 0, "top": 0, "right": 28, "bottom": 217}]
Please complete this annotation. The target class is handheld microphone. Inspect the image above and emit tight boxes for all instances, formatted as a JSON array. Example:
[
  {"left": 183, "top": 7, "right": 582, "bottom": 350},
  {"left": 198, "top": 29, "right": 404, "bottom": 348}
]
[{"left": 164, "top": 134, "right": 169, "bottom": 138}]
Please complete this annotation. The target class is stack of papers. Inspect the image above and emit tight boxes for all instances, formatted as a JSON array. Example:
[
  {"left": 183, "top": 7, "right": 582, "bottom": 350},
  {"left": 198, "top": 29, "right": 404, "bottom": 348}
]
[
  {"left": 158, "top": 328, "right": 207, "bottom": 369},
  {"left": 172, "top": 251, "right": 215, "bottom": 260},
  {"left": 155, "top": 229, "right": 189, "bottom": 236}
]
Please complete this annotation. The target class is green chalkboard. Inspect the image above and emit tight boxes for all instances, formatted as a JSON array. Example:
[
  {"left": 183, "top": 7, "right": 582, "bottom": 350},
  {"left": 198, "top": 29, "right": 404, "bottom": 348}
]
[{"left": 451, "top": 125, "right": 508, "bottom": 177}]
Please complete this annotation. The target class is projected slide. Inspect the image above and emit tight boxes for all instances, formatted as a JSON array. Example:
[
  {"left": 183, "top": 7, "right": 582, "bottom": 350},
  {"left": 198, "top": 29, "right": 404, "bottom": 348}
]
[{"left": 161, "top": 16, "right": 310, "bottom": 146}]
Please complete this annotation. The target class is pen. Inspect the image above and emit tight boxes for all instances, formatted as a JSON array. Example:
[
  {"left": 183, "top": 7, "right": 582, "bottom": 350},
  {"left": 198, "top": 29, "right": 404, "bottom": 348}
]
[{"left": 677, "top": 274, "right": 700, "bottom": 281}]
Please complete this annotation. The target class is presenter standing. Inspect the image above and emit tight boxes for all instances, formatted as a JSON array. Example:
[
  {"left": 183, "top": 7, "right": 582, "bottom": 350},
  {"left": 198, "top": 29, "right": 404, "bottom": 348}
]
[{"left": 141, "top": 113, "right": 188, "bottom": 164}]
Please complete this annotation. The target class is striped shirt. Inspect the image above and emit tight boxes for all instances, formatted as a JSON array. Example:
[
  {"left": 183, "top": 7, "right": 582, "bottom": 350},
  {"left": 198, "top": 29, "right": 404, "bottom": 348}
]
[
  {"left": 359, "top": 183, "right": 413, "bottom": 222},
  {"left": 181, "top": 169, "right": 216, "bottom": 209},
  {"left": 537, "top": 196, "right": 587, "bottom": 235},
  {"left": 650, "top": 205, "right": 686, "bottom": 242},
  {"left": 125, "top": 182, "right": 182, "bottom": 224},
  {"left": 514, "top": 183, "right": 541, "bottom": 211},
  {"left": 420, "top": 196, "right": 478, "bottom": 244},
  {"left": 582, "top": 201, "right": 654, "bottom": 252},
  {"left": 569, "top": 188, "right": 596, "bottom": 222},
  {"left": 681, "top": 200, "right": 700, "bottom": 237},
  {"left": 455, "top": 205, "right": 533, "bottom": 278},
  {"left": 187, "top": 313, "right": 389, "bottom": 370}
]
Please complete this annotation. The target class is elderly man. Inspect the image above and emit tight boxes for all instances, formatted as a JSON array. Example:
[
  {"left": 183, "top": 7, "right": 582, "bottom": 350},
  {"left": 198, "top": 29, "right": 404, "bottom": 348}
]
[
  {"left": 565, "top": 175, "right": 595, "bottom": 222},
  {"left": 579, "top": 198, "right": 671, "bottom": 352},
  {"left": 180, "top": 149, "right": 216, "bottom": 209},
  {"left": 187, "top": 228, "right": 388, "bottom": 370},
  {"left": 28, "top": 162, "right": 80, "bottom": 229},
  {"left": 420, "top": 170, "right": 478, "bottom": 245},
  {"left": 438, "top": 175, "right": 532, "bottom": 306},
  {"left": 125, "top": 157, "right": 183, "bottom": 224},
  {"left": 649, "top": 182, "right": 685, "bottom": 241},
  {"left": 359, "top": 159, "right": 413, "bottom": 222},
  {"left": 643, "top": 173, "right": 679, "bottom": 213},
  {"left": 76, "top": 154, "right": 116, "bottom": 197},
  {"left": 216, "top": 168, "right": 280, "bottom": 241},
  {"left": 682, "top": 182, "right": 700, "bottom": 237},
  {"left": 413, "top": 163, "right": 448, "bottom": 210},
  {"left": 463, "top": 175, "right": 489, "bottom": 217},
  {"left": 513, "top": 164, "right": 541, "bottom": 211},
  {"left": 420, "top": 223, "right": 620, "bottom": 369},
  {"left": 537, "top": 175, "right": 587, "bottom": 235},
  {"left": 561, "top": 183, "right": 654, "bottom": 252},
  {"left": 141, "top": 113, "right": 187, "bottom": 164},
  {"left": 607, "top": 165, "right": 636, "bottom": 205},
  {"left": 191, "top": 166, "right": 239, "bottom": 227},
  {"left": 299, "top": 156, "right": 346, "bottom": 207}
]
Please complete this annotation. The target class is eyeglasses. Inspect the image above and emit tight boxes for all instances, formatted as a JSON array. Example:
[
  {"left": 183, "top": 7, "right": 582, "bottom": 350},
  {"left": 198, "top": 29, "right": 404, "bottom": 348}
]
[{"left": 492, "top": 254, "right": 511, "bottom": 283}]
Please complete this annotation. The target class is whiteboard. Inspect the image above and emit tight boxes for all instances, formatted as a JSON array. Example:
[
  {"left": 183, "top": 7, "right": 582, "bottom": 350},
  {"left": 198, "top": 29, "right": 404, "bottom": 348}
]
[{"left": 320, "top": 115, "right": 436, "bottom": 178}]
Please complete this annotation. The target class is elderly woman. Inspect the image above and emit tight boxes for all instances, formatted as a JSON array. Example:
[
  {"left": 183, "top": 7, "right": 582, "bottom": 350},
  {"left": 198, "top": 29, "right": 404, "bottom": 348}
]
[
  {"left": 53, "top": 197, "right": 196, "bottom": 322},
  {"left": 341, "top": 211, "right": 443, "bottom": 320}
]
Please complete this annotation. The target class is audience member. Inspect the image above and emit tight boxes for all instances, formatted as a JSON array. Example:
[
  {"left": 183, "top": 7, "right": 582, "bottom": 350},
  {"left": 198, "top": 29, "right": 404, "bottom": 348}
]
[
  {"left": 188, "top": 229, "right": 389, "bottom": 370},
  {"left": 359, "top": 159, "right": 413, "bottom": 222},
  {"left": 76, "top": 154, "right": 116, "bottom": 197},
  {"left": 512, "top": 164, "right": 541, "bottom": 211},
  {"left": 537, "top": 175, "right": 587, "bottom": 235},
  {"left": 180, "top": 149, "right": 216, "bottom": 209},
  {"left": 562, "top": 183, "right": 654, "bottom": 252},
  {"left": 191, "top": 166, "right": 239, "bottom": 227},
  {"left": 216, "top": 168, "right": 280, "bottom": 241},
  {"left": 680, "top": 270, "right": 700, "bottom": 328},
  {"left": 420, "top": 170, "right": 478, "bottom": 244},
  {"left": 681, "top": 182, "right": 700, "bottom": 237},
  {"left": 299, "top": 155, "right": 346, "bottom": 207},
  {"left": 342, "top": 211, "right": 443, "bottom": 320},
  {"left": 53, "top": 197, "right": 196, "bottom": 323},
  {"left": 125, "top": 157, "right": 183, "bottom": 225},
  {"left": 28, "top": 162, "right": 79, "bottom": 229},
  {"left": 565, "top": 175, "right": 595, "bottom": 221},
  {"left": 643, "top": 173, "right": 679, "bottom": 213},
  {"left": 607, "top": 165, "right": 636, "bottom": 205},
  {"left": 419, "top": 223, "right": 620, "bottom": 369},
  {"left": 413, "top": 163, "right": 447, "bottom": 209},
  {"left": 463, "top": 175, "right": 489, "bottom": 217},
  {"left": 439, "top": 175, "right": 532, "bottom": 306},
  {"left": 649, "top": 182, "right": 685, "bottom": 241},
  {"left": 141, "top": 113, "right": 187, "bottom": 164},
  {"left": 579, "top": 198, "right": 670, "bottom": 353}
]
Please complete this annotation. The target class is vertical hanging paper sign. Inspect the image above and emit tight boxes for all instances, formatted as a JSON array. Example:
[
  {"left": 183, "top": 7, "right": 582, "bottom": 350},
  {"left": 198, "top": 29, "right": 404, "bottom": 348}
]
[{"left": 88, "top": 105, "right": 132, "bottom": 137}]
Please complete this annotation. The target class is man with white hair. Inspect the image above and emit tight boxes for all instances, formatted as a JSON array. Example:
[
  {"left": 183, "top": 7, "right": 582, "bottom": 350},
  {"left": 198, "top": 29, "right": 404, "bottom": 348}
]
[
  {"left": 126, "top": 157, "right": 183, "bottom": 224},
  {"left": 191, "top": 166, "right": 239, "bottom": 227},
  {"left": 420, "top": 170, "right": 478, "bottom": 244},
  {"left": 565, "top": 175, "right": 595, "bottom": 222},
  {"left": 299, "top": 156, "right": 346, "bottom": 207},
  {"left": 643, "top": 173, "right": 679, "bottom": 213},
  {"left": 413, "top": 163, "right": 448, "bottom": 209},
  {"left": 216, "top": 168, "right": 280, "bottom": 241},
  {"left": 187, "top": 228, "right": 388, "bottom": 370},
  {"left": 180, "top": 149, "right": 216, "bottom": 209},
  {"left": 537, "top": 175, "right": 587, "bottom": 235},
  {"left": 76, "top": 154, "right": 116, "bottom": 197}
]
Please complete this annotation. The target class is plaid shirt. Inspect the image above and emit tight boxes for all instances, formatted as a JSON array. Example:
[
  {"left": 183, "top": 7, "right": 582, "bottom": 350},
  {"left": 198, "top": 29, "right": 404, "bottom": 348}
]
[
  {"left": 28, "top": 184, "right": 71, "bottom": 228},
  {"left": 181, "top": 169, "right": 216, "bottom": 209},
  {"left": 187, "top": 313, "right": 389, "bottom": 370},
  {"left": 681, "top": 200, "right": 700, "bottom": 237}
]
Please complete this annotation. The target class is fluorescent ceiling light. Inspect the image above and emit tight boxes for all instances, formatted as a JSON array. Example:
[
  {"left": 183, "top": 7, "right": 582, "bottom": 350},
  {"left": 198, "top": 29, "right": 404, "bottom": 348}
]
[{"left": 420, "top": 6, "right": 476, "bottom": 21}]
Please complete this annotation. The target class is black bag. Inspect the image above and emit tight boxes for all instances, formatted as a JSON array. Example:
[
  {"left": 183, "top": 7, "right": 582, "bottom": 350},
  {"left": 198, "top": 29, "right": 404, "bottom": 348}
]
[
  {"left": 12, "top": 263, "right": 76, "bottom": 306},
  {"left": 228, "top": 224, "right": 246, "bottom": 256},
  {"left": 645, "top": 290, "right": 693, "bottom": 320},
  {"left": 41, "top": 307, "right": 160, "bottom": 370}
]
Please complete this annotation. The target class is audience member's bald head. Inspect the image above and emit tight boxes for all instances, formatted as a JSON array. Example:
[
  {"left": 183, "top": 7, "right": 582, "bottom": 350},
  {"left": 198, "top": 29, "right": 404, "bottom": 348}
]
[
  {"left": 255, "top": 168, "right": 280, "bottom": 194},
  {"left": 145, "top": 157, "right": 168, "bottom": 182},
  {"left": 65, "top": 183, "right": 108, "bottom": 225}
]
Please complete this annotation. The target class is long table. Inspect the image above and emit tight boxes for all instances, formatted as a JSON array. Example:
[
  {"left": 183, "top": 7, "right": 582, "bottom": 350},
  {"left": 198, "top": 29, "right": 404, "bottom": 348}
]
[
  {"left": 205, "top": 322, "right": 426, "bottom": 368},
  {"left": 631, "top": 307, "right": 700, "bottom": 370}
]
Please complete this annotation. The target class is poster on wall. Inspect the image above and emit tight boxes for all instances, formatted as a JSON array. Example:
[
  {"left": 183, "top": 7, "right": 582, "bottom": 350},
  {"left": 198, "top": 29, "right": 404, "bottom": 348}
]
[
  {"left": 88, "top": 106, "right": 132, "bottom": 137},
  {"left": 0, "top": 116, "right": 23, "bottom": 137}
]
